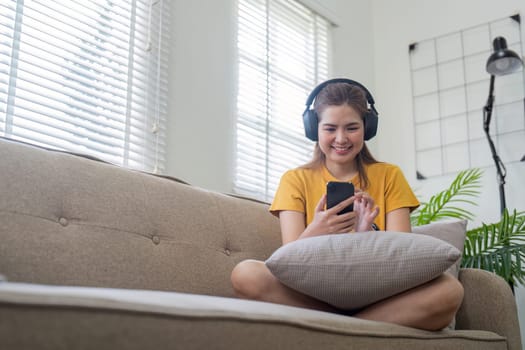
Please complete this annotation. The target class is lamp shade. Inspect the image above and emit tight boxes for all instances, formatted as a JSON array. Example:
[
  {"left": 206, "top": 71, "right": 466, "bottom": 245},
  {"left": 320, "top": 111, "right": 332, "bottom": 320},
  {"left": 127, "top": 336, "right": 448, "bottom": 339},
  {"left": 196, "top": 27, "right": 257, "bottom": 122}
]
[{"left": 486, "top": 36, "right": 523, "bottom": 75}]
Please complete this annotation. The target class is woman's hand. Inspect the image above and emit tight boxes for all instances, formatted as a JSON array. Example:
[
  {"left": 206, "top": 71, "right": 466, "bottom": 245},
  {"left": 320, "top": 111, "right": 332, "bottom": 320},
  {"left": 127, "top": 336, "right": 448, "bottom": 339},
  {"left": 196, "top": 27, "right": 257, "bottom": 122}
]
[
  {"left": 302, "top": 194, "right": 356, "bottom": 237},
  {"left": 353, "top": 190, "right": 379, "bottom": 232},
  {"left": 279, "top": 195, "right": 357, "bottom": 244}
]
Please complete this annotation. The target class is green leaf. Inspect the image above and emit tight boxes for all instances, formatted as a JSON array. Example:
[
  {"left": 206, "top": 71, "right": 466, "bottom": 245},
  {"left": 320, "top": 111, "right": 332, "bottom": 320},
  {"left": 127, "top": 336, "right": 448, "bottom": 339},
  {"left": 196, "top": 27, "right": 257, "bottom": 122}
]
[
  {"left": 411, "top": 167, "right": 525, "bottom": 285},
  {"left": 411, "top": 168, "right": 482, "bottom": 226},
  {"left": 461, "top": 210, "right": 525, "bottom": 285}
]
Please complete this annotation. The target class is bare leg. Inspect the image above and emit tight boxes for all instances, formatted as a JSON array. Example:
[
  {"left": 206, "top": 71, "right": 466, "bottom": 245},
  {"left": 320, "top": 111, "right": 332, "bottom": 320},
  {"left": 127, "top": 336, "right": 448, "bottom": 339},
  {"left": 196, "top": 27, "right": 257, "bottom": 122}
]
[
  {"left": 230, "top": 259, "right": 338, "bottom": 312},
  {"left": 231, "top": 261, "right": 463, "bottom": 331},
  {"left": 354, "top": 273, "right": 464, "bottom": 331}
]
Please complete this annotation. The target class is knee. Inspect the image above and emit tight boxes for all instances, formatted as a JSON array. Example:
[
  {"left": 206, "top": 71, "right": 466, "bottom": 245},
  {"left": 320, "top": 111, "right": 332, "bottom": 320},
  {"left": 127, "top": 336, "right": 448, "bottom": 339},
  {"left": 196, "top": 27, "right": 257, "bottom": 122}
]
[
  {"left": 428, "top": 274, "right": 465, "bottom": 329},
  {"left": 440, "top": 274, "right": 464, "bottom": 314},
  {"left": 231, "top": 259, "right": 272, "bottom": 300}
]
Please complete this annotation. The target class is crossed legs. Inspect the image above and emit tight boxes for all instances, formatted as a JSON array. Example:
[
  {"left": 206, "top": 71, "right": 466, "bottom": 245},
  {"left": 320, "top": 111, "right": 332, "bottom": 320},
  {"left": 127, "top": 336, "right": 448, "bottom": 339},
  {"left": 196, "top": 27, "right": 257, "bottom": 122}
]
[{"left": 230, "top": 259, "right": 464, "bottom": 331}]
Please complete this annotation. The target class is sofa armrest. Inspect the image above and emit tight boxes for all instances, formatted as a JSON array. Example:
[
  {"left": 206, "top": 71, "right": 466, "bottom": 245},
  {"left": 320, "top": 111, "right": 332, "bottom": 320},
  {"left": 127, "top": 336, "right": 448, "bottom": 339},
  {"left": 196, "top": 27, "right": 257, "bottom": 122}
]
[{"left": 456, "top": 268, "right": 522, "bottom": 350}]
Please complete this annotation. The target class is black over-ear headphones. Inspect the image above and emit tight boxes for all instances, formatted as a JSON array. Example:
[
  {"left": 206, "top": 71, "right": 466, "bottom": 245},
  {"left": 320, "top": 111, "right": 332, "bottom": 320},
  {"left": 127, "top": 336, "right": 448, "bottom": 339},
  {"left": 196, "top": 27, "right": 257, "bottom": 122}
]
[{"left": 302, "top": 78, "right": 379, "bottom": 142}]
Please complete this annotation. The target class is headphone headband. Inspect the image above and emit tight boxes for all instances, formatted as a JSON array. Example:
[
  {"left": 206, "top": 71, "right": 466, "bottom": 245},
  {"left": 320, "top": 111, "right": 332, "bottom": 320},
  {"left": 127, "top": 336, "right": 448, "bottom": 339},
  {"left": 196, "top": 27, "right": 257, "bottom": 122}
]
[{"left": 303, "top": 78, "right": 376, "bottom": 115}]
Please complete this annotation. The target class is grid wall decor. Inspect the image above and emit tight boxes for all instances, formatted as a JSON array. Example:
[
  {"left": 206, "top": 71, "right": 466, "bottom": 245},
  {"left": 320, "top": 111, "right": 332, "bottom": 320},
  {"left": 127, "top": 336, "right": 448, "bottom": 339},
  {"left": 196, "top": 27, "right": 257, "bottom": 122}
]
[{"left": 409, "top": 15, "right": 525, "bottom": 179}]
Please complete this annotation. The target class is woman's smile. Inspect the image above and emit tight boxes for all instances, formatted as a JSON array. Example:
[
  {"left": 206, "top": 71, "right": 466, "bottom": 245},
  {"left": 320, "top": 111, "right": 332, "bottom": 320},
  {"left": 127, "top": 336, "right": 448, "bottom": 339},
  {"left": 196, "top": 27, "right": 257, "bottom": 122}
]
[{"left": 332, "top": 144, "right": 352, "bottom": 155}]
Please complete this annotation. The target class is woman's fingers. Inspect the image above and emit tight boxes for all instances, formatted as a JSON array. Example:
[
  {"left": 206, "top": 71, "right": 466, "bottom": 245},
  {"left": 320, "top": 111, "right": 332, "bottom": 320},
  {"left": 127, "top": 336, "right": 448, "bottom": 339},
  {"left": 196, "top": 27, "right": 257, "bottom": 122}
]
[
  {"left": 323, "top": 211, "right": 355, "bottom": 233},
  {"left": 354, "top": 192, "right": 375, "bottom": 209},
  {"left": 326, "top": 195, "right": 354, "bottom": 215},
  {"left": 334, "top": 217, "right": 355, "bottom": 233}
]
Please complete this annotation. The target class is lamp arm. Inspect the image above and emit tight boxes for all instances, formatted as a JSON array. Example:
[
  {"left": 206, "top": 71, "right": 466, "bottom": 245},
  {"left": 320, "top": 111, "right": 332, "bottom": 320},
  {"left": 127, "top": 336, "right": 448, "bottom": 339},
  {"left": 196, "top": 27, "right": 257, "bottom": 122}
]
[
  {"left": 483, "top": 75, "right": 495, "bottom": 130},
  {"left": 483, "top": 74, "right": 507, "bottom": 216}
]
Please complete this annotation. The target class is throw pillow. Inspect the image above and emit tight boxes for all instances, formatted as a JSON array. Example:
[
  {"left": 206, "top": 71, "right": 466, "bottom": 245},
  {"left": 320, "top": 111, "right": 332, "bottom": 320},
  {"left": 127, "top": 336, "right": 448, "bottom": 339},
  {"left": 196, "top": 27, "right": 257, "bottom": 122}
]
[
  {"left": 265, "top": 231, "right": 460, "bottom": 310},
  {"left": 412, "top": 220, "right": 467, "bottom": 329},
  {"left": 412, "top": 220, "right": 467, "bottom": 278}
]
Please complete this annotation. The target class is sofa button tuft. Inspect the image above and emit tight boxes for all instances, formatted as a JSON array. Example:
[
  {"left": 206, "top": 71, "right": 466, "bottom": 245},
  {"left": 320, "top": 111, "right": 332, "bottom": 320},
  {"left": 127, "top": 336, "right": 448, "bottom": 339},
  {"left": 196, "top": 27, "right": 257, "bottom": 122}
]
[
  {"left": 58, "top": 217, "right": 68, "bottom": 227},
  {"left": 224, "top": 248, "right": 231, "bottom": 256},
  {"left": 152, "top": 235, "right": 160, "bottom": 245}
]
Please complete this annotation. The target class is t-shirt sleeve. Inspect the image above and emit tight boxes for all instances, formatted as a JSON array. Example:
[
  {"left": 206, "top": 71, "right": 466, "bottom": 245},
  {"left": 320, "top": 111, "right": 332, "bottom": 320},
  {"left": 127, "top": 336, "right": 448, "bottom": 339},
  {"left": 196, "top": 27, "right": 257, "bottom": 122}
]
[
  {"left": 384, "top": 166, "right": 420, "bottom": 213},
  {"left": 269, "top": 170, "right": 306, "bottom": 218}
]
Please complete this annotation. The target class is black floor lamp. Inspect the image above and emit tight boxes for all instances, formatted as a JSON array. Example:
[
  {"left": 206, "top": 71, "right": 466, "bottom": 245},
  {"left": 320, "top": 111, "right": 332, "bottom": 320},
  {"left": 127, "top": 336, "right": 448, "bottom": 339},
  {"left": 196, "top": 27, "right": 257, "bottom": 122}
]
[{"left": 483, "top": 36, "right": 524, "bottom": 216}]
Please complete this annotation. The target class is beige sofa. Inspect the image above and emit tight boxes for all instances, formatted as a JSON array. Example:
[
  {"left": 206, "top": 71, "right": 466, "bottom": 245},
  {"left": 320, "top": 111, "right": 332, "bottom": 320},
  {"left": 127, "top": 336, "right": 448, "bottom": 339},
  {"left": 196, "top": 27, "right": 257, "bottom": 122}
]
[{"left": 0, "top": 137, "right": 521, "bottom": 350}]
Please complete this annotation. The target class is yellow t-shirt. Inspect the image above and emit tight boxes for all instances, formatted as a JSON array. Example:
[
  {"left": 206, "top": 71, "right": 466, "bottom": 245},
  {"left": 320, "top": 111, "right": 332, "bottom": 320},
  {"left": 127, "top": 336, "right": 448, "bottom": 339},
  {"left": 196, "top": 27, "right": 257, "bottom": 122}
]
[{"left": 269, "top": 162, "right": 420, "bottom": 230}]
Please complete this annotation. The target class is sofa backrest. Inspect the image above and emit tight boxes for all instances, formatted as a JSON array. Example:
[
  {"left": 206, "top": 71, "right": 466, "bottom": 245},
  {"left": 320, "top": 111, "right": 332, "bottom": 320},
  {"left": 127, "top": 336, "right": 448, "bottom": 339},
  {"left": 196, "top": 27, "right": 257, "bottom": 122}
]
[{"left": 0, "top": 138, "right": 282, "bottom": 297}]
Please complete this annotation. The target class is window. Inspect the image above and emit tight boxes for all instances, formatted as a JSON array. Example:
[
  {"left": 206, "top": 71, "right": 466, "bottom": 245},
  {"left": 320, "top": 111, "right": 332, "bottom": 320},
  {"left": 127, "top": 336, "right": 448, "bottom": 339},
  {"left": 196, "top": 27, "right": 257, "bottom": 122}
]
[
  {"left": 236, "top": 0, "right": 331, "bottom": 202},
  {"left": 0, "top": 0, "right": 170, "bottom": 173}
]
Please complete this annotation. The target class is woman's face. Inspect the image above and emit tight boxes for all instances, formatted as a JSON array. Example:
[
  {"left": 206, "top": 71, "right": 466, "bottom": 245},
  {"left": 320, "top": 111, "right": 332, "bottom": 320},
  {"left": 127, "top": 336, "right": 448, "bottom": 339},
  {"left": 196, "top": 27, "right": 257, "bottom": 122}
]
[{"left": 317, "top": 104, "right": 365, "bottom": 168}]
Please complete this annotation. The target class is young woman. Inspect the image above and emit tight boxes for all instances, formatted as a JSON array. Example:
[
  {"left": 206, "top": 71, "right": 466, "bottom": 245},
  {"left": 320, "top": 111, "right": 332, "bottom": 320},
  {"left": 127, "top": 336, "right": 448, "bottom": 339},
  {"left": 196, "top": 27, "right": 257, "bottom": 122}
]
[{"left": 230, "top": 80, "right": 464, "bottom": 331}]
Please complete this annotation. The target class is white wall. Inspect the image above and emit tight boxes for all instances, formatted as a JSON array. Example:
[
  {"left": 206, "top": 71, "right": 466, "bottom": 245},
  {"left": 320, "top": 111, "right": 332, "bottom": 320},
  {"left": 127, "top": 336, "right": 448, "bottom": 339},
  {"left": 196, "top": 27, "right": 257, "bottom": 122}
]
[
  {"left": 166, "top": 0, "right": 237, "bottom": 192},
  {"left": 323, "top": 0, "right": 375, "bottom": 87}
]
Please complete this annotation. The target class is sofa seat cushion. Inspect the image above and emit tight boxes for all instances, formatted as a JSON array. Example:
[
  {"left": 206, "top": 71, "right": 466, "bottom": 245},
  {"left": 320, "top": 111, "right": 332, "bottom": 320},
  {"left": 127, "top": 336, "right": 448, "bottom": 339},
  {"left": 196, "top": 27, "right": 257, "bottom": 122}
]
[{"left": 0, "top": 282, "right": 506, "bottom": 350}]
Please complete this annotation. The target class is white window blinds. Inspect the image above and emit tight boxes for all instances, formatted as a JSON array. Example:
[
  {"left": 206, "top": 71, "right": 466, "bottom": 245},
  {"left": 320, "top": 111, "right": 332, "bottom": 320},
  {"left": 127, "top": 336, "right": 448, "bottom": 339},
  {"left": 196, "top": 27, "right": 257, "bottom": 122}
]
[
  {"left": 0, "top": 0, "right": 169, "bottom": 173},
  {"left": 236, "top": 0, "right": 330, "bottom": 202}
]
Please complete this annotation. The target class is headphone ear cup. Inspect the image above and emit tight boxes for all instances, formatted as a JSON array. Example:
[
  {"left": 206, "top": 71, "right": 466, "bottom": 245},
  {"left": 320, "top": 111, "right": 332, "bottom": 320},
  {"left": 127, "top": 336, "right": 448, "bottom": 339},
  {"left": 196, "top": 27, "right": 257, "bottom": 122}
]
[
  {"left": 303, "top": 109, "right": 319, "bottom": 141},
  {"left": 364, "top": 110, "right": 379, "bottom": 141}
]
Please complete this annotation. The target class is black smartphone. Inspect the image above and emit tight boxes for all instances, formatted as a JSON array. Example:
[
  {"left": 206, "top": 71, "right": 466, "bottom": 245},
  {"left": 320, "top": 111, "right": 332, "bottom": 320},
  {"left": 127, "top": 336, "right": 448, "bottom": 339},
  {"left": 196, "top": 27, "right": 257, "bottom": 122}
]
[{"left": 326, "top": 181, "right": 355, "bottom": 215}]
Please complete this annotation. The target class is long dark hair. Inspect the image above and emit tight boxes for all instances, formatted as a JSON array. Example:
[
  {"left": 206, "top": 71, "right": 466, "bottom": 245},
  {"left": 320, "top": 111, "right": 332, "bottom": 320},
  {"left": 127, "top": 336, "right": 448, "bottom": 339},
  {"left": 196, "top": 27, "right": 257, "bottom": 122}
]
[{"left": 301, "top": 82, "right": 378, "bottom": 189}]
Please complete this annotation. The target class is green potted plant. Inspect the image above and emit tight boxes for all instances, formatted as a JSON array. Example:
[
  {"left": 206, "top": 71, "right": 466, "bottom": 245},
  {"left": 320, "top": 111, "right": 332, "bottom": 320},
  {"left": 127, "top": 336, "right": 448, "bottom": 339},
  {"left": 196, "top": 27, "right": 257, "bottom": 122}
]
[{"left": 411, "top": 168, "right": 525, "bottom": 286}]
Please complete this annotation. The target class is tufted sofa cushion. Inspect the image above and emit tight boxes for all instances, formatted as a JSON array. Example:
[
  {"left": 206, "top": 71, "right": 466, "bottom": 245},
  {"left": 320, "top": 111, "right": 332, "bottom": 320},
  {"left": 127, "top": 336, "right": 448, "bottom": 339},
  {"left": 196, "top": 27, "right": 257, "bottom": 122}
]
[{"left": 0, "top": 138, "right": 282, "bottom": 297}]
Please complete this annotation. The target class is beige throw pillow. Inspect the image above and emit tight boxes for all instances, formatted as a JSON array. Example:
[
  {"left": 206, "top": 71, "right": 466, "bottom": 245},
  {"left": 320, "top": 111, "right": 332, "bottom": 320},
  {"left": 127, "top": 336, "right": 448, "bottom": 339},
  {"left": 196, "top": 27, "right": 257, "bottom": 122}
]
[
  {"left": 265, "top": 231, "right": 460, "bottom": 310},
  {"left": 412, "top": 220, "right": 467, "bottom": 278},
  {"left": 412, "top": 220, "right": 467, "bottom": 329}
]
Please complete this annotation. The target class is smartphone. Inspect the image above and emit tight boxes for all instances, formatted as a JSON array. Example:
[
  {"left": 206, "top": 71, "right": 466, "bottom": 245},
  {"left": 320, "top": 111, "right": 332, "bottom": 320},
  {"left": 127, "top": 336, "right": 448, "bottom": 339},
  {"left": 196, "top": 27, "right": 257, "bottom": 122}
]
[{"left": 326, "top": 181, "right": 355, "bottom": 215}]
